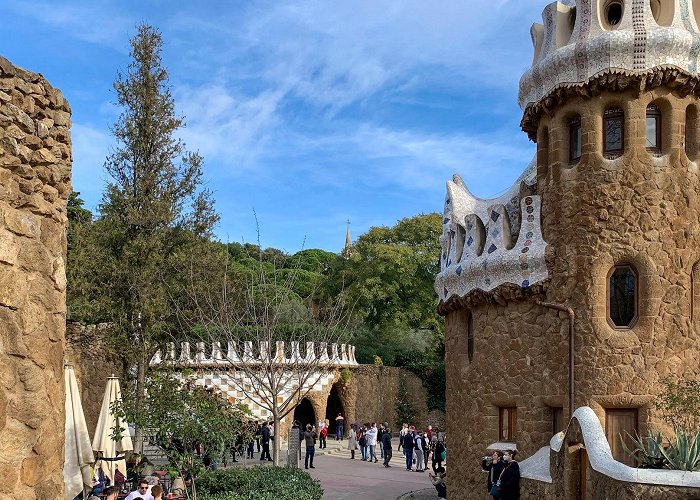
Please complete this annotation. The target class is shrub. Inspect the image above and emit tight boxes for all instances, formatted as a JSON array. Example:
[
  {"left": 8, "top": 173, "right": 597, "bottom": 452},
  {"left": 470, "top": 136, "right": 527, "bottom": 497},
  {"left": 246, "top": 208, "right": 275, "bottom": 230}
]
[
  {"left": 655, "top": 378, "right": 700, "bottom": 436},
  {"left": 197, "top": 466, "right": 323, "bottom": 500}
]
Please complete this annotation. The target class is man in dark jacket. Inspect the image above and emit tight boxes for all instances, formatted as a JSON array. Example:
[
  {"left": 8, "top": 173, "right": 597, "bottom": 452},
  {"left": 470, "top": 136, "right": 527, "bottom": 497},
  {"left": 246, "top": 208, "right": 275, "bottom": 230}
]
[
  {"left": 260, "top": 422, "right": 272, "bottom": 461},
  {"left": 403, "top": 430, "right": 415, "bottom": 471},
  {"left": 303, "top": 424, "right": 318, "bottom": 469},
  {"left": 381, "top": 425, "right": 392, "bottom": 467},
  {"left": 499, "top": 449, "right": 520, "bottom": 499}
]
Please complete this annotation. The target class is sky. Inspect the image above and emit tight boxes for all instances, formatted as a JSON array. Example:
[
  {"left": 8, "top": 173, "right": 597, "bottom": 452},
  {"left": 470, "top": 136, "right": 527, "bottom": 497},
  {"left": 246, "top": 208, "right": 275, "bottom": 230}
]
[{"left": 1, "top": 0, "right": 548, "bottom": 253}]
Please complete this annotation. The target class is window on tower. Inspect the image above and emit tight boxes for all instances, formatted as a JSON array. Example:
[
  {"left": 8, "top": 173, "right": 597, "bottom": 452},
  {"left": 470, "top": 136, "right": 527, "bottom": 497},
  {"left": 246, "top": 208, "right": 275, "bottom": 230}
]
[
  {"left": 569, "top": 116, "right": 582, "bottom": 163},
  {"left": 603, "top": 107, "right": 624, "bottom": 159},
  {"left": 608, "top": 264, "right": 638, "bottom": 328},
  {"left": 646, "top": 104, "right": 661, "bottom": 155}
]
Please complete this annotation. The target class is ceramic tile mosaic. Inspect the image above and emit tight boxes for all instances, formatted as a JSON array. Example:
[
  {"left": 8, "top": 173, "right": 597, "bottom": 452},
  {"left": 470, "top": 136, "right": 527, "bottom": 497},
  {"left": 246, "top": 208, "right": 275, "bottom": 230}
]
[
  {"left": 435, "top": 156, "right": 548, "bottom": 300},
  {"left": 519, "top": 0, "right": 700, "bottom": 109}
]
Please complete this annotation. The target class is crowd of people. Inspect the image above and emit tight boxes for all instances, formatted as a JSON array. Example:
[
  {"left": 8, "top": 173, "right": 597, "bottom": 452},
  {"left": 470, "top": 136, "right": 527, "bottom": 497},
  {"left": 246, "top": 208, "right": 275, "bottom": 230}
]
[{"left": 343, "top": 421, "right": 448, "bottom": 499}]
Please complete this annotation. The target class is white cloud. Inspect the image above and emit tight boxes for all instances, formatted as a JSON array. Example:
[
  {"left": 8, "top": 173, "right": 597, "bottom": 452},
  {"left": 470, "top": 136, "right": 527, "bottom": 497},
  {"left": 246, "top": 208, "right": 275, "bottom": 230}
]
[{"left": 3, "top": 0, "right": 134, "bottom": 49}]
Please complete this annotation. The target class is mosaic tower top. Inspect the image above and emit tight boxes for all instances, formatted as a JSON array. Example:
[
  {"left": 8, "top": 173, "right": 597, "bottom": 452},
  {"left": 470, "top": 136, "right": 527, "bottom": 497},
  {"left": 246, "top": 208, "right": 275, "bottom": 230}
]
[{"left": 519, "top": 0, "right": 700, "bottom": 111}]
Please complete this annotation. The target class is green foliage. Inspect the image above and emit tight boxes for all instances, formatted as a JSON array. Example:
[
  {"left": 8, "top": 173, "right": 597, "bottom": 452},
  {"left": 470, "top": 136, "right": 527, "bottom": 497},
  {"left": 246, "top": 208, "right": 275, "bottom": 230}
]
[
  {"left": 655, "top": 378, "right": 700, "bottom": 436},
  {"left": 658, "top": 429, "right": 700, "bottom": 471},
  {"left": 373, "top": 355, "right": 383, "bottom": 366},
  {"left": 621, "top": 431, "right": 666, "bottom": 468},
  {"left": 196, "top": 466, "right": 323, "bottom": 500},
  {"left": 324, "top": 214, "right": 446, "bottom": 411},
  {"left": 111, "top": 371, "right": 250, "bottom": 479},
  {"left": 340, "top": 368, "right": 352, "bottom": 383},
  {"left": 395, "top": 375, "right": 418, "bottom": 428}
]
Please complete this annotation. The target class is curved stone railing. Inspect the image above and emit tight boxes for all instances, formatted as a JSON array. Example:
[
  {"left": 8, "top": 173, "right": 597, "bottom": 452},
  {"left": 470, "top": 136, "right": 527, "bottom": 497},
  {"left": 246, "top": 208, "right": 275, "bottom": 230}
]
[
  {"left": 520, "top": 406, "right": 700, "bottom": 488},
  {"left": 150, "top": 341, "right": 359, "bottom": 368}
]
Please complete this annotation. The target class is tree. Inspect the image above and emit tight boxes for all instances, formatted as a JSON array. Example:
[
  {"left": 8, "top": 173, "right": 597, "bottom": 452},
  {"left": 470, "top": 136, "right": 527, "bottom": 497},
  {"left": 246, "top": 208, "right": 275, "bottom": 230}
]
[
  {"left": 325, "top": 213, "right": 446, "bottom": 409},
  {"left": 99, "top": 23, "right": 218, "bottom": 451},
  {"left": 177, "top": 245, "right": 349, "bottom": 466},
  {"left": 111, "top": 370, "right": 250, "bottom": 499}
]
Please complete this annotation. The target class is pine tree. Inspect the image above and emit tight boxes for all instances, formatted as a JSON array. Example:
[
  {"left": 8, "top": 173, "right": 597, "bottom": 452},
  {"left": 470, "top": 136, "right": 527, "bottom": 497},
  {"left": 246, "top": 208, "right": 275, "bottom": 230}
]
[{"left": 100, "top": 24, "right": 218, "bottom": 451}]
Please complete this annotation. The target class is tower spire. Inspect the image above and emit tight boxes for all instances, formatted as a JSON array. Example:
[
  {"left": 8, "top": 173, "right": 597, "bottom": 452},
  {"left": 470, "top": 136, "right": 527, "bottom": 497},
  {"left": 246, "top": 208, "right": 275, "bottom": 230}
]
[{"left": 343, "top": 219, "right": 352, "bottom": 259}]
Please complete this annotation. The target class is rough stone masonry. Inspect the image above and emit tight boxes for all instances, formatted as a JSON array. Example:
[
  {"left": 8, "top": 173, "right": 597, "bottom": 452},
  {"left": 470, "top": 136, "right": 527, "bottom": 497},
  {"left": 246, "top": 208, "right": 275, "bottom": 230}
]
[{"left": 0, "top": 55, "right": 71, "bottom": 499}]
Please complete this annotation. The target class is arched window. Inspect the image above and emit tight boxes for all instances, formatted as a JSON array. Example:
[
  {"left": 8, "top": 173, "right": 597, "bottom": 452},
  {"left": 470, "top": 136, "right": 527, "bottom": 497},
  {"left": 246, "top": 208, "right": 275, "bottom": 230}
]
[
  {"left": 604, "top": 107, "right": 624, "bottom": 159},
  {"left": 608, "top": 265, "right": 638, "bottom": 328},
  {"left": 646, "top": 104, "right": 661, "bottom": 155},
  {"left": 467, "top": 311, "right": 474, "bottom": 363},
  {"left": 569, "top": 116, "right": 582, "bottom": 163}
]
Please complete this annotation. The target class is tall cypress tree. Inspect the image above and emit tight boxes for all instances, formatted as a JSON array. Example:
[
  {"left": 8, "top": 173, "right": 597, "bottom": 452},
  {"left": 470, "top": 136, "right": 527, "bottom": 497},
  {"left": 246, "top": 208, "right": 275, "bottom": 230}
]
[{"left": 100, "top": 24, "right": 218, "bottom": 451}]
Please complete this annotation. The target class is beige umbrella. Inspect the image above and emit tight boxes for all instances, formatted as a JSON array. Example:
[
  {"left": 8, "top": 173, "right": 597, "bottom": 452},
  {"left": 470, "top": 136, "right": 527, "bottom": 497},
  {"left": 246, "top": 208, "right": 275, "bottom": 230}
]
[
  {"left": 63, "top": 364, "right": 94, "bottom": 500},
  {"left": 92, "top": 375, "right": 133, "bottom": 483}
]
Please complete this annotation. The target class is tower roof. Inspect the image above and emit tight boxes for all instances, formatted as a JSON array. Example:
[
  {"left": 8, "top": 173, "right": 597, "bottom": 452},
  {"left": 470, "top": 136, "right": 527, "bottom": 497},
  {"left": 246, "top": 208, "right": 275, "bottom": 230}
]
[{"left": 519, "top": 0, "right": 700, "bottom": 112}]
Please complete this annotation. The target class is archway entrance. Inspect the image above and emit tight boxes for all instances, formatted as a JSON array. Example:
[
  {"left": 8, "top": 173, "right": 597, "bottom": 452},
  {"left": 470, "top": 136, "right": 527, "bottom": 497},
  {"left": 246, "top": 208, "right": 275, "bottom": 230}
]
[
  {"left": 293, "top": 398, "right": 316, "bottom": 430},
  {"left": 325, "top": 384, "right": 345, "bottom": 436}
]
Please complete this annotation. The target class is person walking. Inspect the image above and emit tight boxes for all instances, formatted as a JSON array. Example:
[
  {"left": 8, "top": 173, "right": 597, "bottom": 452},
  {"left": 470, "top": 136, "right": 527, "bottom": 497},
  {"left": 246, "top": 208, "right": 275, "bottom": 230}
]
[
  {"left": 260, "top": 422, "right": 272, "bottom": 462},
  {"left": 432, "top": 434, "right": 446, "bottom": 473},
  {"left": 335, "top": 413, "right": 345, "bottom": 440},
  {"left": 399, "top": 423, "right": 409, "bottom": 455},
  {"left": 319, "top": 423, "right": 328, "bottom": 449},
  {"left": 347, "top": 423, "right": 358, "bottom": 459},
  {"left": 381, "top": 425, "right": 393, "bottom": 467},
  {"left": 403, "top": 428, "right": 415, "bottom": 471},
  {"left": 377, "top": 423, "right": 385, "bottom": 459},
  {"left": 304, "top": 424, "right": 318, "bottom": 469},
  {"left": 254, "top": 421, "right": 261, "bottom": 454},
  {"left": 497, "top": 450, "right": 520, "bottom": 500},
  {"left": 482, "top": 451, "right": 506, "bottom": 498},
  {"left": 367, "top": 422, "right": 379, "bottom": 463},
  {"left": 414, "top": 432, "right": 426, "bottom": 472},
  {"left": 359, "top": 425, "right": 368, "bottom": 461}
]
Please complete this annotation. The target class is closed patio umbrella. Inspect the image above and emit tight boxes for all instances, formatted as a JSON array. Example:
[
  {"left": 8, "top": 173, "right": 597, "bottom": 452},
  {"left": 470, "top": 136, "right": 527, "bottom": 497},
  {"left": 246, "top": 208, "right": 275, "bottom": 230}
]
[
  {"left": 92, "top": 375, "right": 133, "bottom": 483},
  {"left": 63, "top": 364, "right": 94, "bottom": 500}
]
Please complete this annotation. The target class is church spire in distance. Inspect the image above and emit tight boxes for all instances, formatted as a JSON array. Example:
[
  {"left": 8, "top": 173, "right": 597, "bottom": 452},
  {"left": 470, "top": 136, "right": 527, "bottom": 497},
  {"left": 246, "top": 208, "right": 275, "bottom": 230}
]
[{"left": 342, "top": 219, "right": 352, "bottom": 259}]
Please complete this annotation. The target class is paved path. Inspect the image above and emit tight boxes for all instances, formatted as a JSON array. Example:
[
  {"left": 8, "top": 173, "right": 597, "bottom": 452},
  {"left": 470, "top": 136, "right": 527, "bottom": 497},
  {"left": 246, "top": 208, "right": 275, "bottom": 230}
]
[{"left": 305, "top": 452, "right": 434, "bottom": 500}]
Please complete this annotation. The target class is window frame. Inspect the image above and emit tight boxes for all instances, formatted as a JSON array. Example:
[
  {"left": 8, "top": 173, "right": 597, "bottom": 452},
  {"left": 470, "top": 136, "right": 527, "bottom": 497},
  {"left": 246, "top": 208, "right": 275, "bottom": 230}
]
[
  {"left": 552, "top": 406, "right": 565, "bottom": 436},
  {"left": 646, "top": 103, "right": 662, "bottom": 155},
  {"left": 498, "top": 407, "right": 517, "bottom": 442},
  {"left": 603, "top": 107, "right": 625, "bottom": 159},
  {"left": 467, "top": 311, "right": 474, "bottom": 363},
  {"left": 606, "top": 264, "right": 639, "bottom": 329},
  {"left": 569, "top": 116, "right": 582, "bottom": 163}
]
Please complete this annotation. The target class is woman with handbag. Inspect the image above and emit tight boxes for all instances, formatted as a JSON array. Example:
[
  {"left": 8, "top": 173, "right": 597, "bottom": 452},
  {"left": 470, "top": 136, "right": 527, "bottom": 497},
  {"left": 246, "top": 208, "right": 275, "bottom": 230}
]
[
  {"left": 492, "top": 449, "right": 520, "bottom": 499},
  {"left": 481, "top": 451, "right": 505, "bottom": 498}
]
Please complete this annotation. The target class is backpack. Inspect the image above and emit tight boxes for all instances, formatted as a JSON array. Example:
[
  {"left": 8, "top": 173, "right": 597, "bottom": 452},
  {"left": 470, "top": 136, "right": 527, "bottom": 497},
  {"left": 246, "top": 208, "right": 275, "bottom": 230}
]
[{"left": 359, "top": 434, "right": 366, "bottom": 447}]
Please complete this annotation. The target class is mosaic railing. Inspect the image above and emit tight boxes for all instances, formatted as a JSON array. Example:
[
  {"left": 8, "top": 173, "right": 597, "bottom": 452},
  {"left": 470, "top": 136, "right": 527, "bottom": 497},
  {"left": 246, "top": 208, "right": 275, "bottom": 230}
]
[{"left": 150, "top": 341, "right": 359, "bottom": 368}]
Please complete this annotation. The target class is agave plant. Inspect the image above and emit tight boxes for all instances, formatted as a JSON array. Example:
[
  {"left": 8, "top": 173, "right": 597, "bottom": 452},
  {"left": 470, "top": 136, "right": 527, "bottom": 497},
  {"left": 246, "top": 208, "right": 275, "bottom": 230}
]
[
  {"left": 621, "top": 430, "right": 667, "bottom": 469},
  {"left": 657, "top": 429, "right": 700, "bottom": 471}
]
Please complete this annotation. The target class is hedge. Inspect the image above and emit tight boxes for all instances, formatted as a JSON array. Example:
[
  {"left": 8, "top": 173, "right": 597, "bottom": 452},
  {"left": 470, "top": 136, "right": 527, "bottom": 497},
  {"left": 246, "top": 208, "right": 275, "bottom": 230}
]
[{"left": 196, "top": 466, "right": 323, "bottom": 500}]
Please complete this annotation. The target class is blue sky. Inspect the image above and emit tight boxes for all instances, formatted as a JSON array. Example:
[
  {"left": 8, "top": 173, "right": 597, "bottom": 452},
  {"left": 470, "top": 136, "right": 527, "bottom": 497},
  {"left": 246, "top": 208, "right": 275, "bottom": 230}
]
[{"left": 1, "top": 0, "right": 546, "bottom": 253}]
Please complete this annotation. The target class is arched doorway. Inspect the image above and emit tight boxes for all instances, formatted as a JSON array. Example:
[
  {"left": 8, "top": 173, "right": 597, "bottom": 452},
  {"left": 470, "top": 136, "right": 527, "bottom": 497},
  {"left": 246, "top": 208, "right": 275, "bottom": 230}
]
[
  {"left": 293, "top": 398, "right": 316, "bottom": 430},
  {"left": 325, "top": 384, "right": 345, "bottom": 436}
]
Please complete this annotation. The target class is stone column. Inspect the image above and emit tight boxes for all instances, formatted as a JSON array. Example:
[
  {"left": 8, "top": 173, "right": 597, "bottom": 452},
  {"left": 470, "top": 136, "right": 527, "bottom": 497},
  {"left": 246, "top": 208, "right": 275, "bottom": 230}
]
[
  {"left": 0, "top": 55, "right": 71, "bottom": 498},
  {"left": 287, "top": 423, "right": 300, "bottom": 468}
]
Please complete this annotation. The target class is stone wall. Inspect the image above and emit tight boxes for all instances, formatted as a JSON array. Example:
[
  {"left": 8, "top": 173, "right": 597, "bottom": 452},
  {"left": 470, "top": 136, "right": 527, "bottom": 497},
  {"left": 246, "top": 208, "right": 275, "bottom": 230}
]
[
  {"left": 352, "top": 365, "right": 429, "bottom": 430},
  {"left": 442, "top": 87, "right": 700, "bottom": 499},
  {"left": 65, "top": 322, "right": 126, "bottom": 433},
  {"left": 0, "top": 55, "right": 71, "bottom": 499}
]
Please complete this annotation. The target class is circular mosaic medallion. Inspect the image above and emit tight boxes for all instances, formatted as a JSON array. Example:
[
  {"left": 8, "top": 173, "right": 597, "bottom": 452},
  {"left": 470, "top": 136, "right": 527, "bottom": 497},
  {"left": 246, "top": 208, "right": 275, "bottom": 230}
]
[
  {"left": 524, "top": 197, "right": 533, "bottom": 205},
  {"left": 527, "top": 214, "right": 535, "bottom": 222},
  {"left": 521, "top": 247, "right": 529, "bottom": 253}
]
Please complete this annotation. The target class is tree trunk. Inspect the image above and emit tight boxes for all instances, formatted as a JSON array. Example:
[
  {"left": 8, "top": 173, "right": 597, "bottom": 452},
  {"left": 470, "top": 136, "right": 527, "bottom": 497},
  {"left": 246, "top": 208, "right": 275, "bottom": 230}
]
[
  {"left": 133, "top": 353, "right": 147, "bottom": 453},
  {"left": 273, "top": 408, "right": 281, "bottom": 466}
]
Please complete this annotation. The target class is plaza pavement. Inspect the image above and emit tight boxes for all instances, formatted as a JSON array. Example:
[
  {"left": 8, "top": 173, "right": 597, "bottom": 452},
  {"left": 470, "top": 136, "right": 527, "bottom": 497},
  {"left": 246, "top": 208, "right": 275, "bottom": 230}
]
[{"left": 305, "top": 450, "right": 434, "bottom": 500}]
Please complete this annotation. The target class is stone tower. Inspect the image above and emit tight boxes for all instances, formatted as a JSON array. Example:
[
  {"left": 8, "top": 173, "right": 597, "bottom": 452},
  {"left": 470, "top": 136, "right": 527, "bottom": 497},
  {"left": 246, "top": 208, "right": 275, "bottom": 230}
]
[
  {"left": 0, "top": 56, "right": 71, "bottom": 498},
  {"left": 436, "top": 1, "right": 700, "bottom": 497}
]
